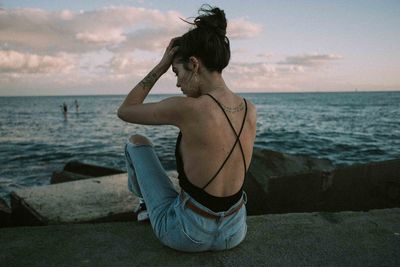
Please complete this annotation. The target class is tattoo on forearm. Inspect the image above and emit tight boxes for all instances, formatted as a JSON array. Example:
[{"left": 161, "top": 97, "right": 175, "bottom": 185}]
[{"left": 139, "top": 71, "right": 158, "bottom": 91}]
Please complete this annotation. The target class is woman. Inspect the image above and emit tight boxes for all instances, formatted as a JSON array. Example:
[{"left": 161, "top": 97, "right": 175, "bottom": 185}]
[{"left": 118, "top": 5, "right": 257, "bottom": 252}]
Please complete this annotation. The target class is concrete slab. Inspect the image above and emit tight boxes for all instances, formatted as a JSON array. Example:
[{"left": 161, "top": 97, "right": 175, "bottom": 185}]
[
  {"left": 10, "top": 172, "right": 181, "bottom": 226},
  {"left": 11, "top": 173, "right": 137, "bottom": 225},
  {"left": 1, "top": 208, "right": 399, "bottom": 266}
]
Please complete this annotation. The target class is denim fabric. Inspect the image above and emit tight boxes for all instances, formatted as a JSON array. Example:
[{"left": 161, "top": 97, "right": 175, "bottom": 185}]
[{"left": 124, "top": 139, "right": 247, "bottom": 252}]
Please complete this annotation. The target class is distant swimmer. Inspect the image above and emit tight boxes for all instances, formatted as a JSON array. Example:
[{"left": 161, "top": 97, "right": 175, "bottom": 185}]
[
  {"left": 61, "top": 102, "right": 68, "bottom": 116},
  {"left": 74, "top": 99, "right": 79, "bottom": 112}
]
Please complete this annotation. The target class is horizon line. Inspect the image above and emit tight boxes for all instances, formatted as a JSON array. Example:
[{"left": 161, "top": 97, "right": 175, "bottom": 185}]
[{"left": 1, "top": 89, "right": 399, "bottom": 98}]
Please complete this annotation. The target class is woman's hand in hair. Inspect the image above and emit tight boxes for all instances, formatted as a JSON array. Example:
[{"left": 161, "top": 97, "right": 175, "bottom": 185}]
[{"left": 158, "top": 38, "right": 180, "bottom": 74}]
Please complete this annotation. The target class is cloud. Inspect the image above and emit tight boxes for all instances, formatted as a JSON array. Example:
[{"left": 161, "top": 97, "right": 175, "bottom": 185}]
[
  {"left": 76, "top": 30, "right": 126, "bottom": 45},
  {"left": 278, "top": 53, "right": 342, "bottom": 67},
  {"left": 5, "top": 4, "right": 391, "bottom": 95},
  {"left": 256, "top": 52, "right": 274, "bottom": 59},
  {"left": 0, "top": 7, "right": 183, "bottom": 54},
  {"left": 0, "top": 50, "right": 75, "bottom": 74},
  {"left": 277, "top": 65, "right": 305, "bottom": 73},
  {"left": 228, "top": 62, "right": 277, "bottom": 76},
  {"left": 0, "top": 7, "right": 261, "bottom": 55},
  {"left": 222, "top": 60, "right": 311, "bottom": 91},
  {"left": 108, "top": 53, "right": 154, "bottom": 75},
  {"left": 228, "top": 17, "right": 263, "bottom": 39},
  {"left": 113, "top": 27, "right": 181, "bottom": 53}
]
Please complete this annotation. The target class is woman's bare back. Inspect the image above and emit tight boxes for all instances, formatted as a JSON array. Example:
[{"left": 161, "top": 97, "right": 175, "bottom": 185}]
[{"left": 178, "top": 92, "right": 257, "bottom": 197}]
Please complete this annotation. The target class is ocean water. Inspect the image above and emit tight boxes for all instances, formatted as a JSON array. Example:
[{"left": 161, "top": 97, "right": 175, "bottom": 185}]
[{"left": 0, "top": 92, "right": 399, "bottom": 203}]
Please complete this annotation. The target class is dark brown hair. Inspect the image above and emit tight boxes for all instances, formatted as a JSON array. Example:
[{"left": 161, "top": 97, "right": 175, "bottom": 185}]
[{"left": 173, "top": 5, "right": 230, "bottom": 73}]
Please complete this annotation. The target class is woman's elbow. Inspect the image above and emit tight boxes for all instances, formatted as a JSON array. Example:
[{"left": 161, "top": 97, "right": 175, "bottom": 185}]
[
  {"left": 117, "top": 107, "right": 138, "bottom": 123},
  {"left": 117, "top": 107, "right": 127, "bottom": 121}
]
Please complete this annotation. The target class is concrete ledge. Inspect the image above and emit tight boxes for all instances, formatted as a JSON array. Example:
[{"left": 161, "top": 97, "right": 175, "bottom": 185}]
[
  {"left": 10, "top": 172, "right": 180, "bottom": 226},
  {"left": 1, "top": 208, "right": 399, "bottom": 266},
  {"left": 11, "top": 174, "right": 137, "bottom": 225}
]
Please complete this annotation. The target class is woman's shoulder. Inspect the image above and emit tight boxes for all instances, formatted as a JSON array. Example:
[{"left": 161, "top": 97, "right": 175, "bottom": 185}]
[
  {"left": 158, "top": 96, "right": 198, "bottom": 109},
  {"left": 166, "top": 95, "right": 217, "bottom": 113},
  {"left": 244, "top": 98, "right": 257, "bottom": 121},
  {"left": 160, "top": 95, "right": 209, "bottom": 123}
]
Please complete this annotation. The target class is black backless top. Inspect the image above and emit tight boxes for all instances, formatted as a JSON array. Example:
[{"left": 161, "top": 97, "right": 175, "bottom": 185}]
[{"left": 175, "top": 94, "right": 248, "bottom": 212}]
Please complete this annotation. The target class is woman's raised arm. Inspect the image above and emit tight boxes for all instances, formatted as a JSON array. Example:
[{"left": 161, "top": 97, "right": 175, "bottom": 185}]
[{"left": 117, "top": 38, "right": 184, "bottom": 126}]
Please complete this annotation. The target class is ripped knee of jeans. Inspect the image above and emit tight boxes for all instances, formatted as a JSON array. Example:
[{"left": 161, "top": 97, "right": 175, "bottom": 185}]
[{"left": 127, "top": 134, "right": 153, "bottom": 147}]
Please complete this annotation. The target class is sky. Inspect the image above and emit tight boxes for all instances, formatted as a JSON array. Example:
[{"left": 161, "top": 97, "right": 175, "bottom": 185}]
[{"left": 0, "top": 0, "right": 399, "bottom": 96}]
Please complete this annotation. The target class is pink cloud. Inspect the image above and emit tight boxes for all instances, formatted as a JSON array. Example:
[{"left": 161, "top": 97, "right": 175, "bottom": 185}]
[
  {"left": 0, "top": 50, "right": 74, "bottom": 73},
  {"left": 0, "top": 7, "right": 262, "bottom": 54},
  {"left": 228, "top": 17, "right": 263, "bottom": 39},
  {"left": 279, "top": 53, "right": 343, "bottom": 67},
  {"left": 108, "top": 53, "right": 154, "bottom": 75},
  {"left": 75, "top": 30, "right": 127, "bottom": 44}
]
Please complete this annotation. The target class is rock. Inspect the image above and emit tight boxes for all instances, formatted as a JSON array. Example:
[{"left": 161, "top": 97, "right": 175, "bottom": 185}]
[
  {"left": 244, "top": 170, "right": 333, "bottom": 215},
  {"left": 244, "top": 148, "right": 334, "bottom": 215},
  {"left": 11, "top": 173, "right": 136, "bottom": 226},
  {"left": 244, "top": 147, "right": 400, "bottom": 215},
  {"left": 7, "top": 147, "right": 400, "bottom": 227},
  {"left": 63, "top": 161, "right": 124, "bottom": 177},
  {"left": 248, "top": 147, "right": 334, "bottom": 185},
  {"left": 50, "top": 161, "right": 125, "bottom": 184},
  {"left": 11, "top": 171, "right": 180, "bottom": 226},
  {"left": 322, "top": 159, "right": 400, "bottom": 212},
  {"left": 51, "top": 171, "right": 91, "bottom": 184},
  {"left": 0, "top": 197, "right": 12, "bottom": 227}
]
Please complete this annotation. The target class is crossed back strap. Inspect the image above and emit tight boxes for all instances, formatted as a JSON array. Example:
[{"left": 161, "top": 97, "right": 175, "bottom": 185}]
[{"left": 202, "top": 94, "right": 248, "bottom": 190}]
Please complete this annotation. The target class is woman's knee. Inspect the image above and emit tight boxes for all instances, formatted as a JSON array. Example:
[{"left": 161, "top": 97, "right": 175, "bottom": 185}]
[{"left": 129, "top": 134, "right": 153, "bottom": 146}]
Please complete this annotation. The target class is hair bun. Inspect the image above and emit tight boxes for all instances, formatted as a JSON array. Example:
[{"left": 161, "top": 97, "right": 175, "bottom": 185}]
[{"left": 194, "top": 5, "right": 227, "bottom": 36}]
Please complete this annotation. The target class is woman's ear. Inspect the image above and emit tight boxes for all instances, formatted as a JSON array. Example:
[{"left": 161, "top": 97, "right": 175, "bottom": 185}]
[{"left": 188, "top": 56, "right": 200, "bottom": 73}]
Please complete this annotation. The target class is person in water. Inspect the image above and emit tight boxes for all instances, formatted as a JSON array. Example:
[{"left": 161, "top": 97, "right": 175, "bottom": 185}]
[
  {"left": 118, "top": 5, "right": 256, "bottom": 252},
  {"left": 62, "top": 102, "right": 68, "bottom": 116},
  {"left": 74, "top": 100, "right": 79, "bottom": 113}
]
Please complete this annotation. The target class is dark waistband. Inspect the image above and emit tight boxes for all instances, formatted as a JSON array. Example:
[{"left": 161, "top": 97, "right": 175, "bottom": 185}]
[
  {"left": 178, "top": 177, "right": 243, "bottom": 212},
  {"left": 179, "top": 191, "right": 245, "bottom": 219}
]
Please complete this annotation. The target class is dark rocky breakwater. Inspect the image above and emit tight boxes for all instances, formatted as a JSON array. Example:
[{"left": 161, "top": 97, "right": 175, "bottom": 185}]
[
  {"left": 245, "top": 148, "right": 400, "bottom": 215},
  {"left": 1, "top": 147, "right": 399, "bottom": 227}
]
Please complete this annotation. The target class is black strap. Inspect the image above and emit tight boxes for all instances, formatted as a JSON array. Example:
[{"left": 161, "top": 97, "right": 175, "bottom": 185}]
[{"left": 202, "top": 94, "right": 248, "bottom": 190}]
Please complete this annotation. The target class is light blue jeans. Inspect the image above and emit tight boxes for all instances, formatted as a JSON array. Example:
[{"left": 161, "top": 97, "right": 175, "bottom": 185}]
[{"left": 124, "top": 139, "right": 247, "bottom": 252}]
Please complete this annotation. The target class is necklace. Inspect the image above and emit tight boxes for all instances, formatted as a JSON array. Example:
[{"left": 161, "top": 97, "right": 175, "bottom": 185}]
[
  {"left": 220, "top": 101, "right": 245, "bottom": 113},
  {"left": 206, "top": 87, "right": 245, "bottom": 113}
]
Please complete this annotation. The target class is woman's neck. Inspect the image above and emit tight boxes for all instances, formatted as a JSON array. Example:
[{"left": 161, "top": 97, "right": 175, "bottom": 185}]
[{"left": 198, "top": 72, "right": 229, "bottom": 95}]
